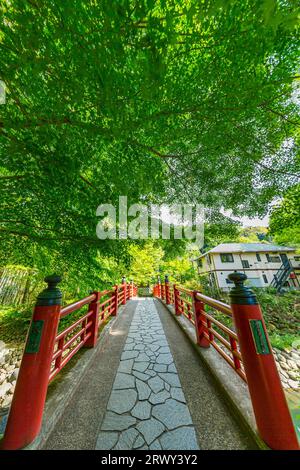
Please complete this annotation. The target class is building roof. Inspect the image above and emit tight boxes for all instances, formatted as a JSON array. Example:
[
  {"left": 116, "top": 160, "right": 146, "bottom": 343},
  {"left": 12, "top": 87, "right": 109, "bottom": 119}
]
[{"left": 198, "top": 242, "right": 295, "bottom": 258}]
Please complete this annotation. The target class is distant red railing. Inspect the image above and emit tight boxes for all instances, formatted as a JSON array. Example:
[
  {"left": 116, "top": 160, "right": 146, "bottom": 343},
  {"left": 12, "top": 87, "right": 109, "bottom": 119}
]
[
  {"left": 49, "top": 282, "right": 138, "bottom": 381},
  {"left": 1, "top": 277, "right": 137, "bottom": 450}
]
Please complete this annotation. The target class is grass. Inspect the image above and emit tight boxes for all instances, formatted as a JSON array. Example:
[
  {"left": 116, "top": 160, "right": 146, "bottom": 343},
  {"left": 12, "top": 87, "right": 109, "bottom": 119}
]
[{"left": 267, "top": 332, "right": 299, "bottom": 350}]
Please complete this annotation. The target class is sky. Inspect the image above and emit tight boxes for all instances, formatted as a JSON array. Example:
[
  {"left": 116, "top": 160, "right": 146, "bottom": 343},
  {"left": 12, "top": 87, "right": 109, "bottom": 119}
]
[
  {"left": 232, "top": 214, "right": 269, "bottom": 227},
  {"left": 159, "top": 205, "right": 270, "bottom": 228}
]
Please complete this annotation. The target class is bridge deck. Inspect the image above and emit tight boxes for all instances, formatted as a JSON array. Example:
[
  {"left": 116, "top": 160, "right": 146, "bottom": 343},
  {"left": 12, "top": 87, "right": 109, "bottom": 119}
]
[{"left": 42, "top": 298, "right": 257, "bottom": 450}]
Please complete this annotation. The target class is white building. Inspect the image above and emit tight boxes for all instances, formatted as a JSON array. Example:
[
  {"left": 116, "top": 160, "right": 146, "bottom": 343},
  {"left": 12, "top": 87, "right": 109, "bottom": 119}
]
[{"left": 195, "top": 243, "right": 300, "bottom": 292}]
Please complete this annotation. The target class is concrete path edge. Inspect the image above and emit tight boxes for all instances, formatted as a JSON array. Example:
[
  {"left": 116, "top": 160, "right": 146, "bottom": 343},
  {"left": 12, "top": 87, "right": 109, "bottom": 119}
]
[
  {"left": 155, "top": 299, "right": 269, "bottom": 450},
  {"left": 24, "top": 306, "right": 126, "bottom": 450}
]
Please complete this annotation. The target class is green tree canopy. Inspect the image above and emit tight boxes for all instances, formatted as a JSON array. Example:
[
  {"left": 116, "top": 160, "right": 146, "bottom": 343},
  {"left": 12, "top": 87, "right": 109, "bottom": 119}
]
[
  {"left": 128, "top": 242, "right": 164, "bottom": 285},
  {"left": 0, "top": 0, "right": 299, "bottom": 290}
]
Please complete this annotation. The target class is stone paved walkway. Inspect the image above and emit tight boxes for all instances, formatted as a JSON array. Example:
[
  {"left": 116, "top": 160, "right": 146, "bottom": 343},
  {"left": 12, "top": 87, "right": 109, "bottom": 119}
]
[{"left": 95, "top": 298, "right": 199, "bottom": 450}]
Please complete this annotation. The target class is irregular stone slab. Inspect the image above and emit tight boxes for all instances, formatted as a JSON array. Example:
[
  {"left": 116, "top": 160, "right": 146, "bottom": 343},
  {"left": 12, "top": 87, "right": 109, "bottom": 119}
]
[
  {"left": 95, "top": 431, "right": 119, "bottom": 450},
  {"left": 96, "top": 298, "right": 197, "bottom": 451},
  {"left": 135, "top": 352, "right": 150, "bottom": 362},
  {"left": 149, "top": 439, "right": 162, "bottom": 450},
  {"left": 133, "top": 435, "right": 145, "bottom": 449},
  {"left": 160, "top": 427, "right": 199, "bottom": 450},
  {"left": 102, "top": 412, "right": 136, "bottom": 431},
  {"left": 152, "top": 399, "right": 192, "bottom": 430},
  {"left": 133, "top": 371, "right": 150, "bottom": 381},
  {"left": 118, "top": 359, "right": 134, "bottom": 373},
  {"left": 154, "top": 364, "right": 168, "bottom": 373},
  {"left": 170, "top": 387, "right": 186, "bottom": 403},
  {"left": 148, "top": 376, "right": 165, "bottom": 393},
  {"left": 136, "top": 379, "right": 151, "bottom": 400},
  {"left": 146, "top": 369, "right": 156, "bottom": 377},
  {"left": 125, "top": 337, "right": 134, "bottom": 343},
  {"left": 131, "top": 401, "right": 152, "bottom": 420},
  {"left": 158, "top": 372, "right": 181, "bottom": 387},
  {"left": 149, "top": 390, "right": 170, "bottom": 405},
  {"left": 113, "top": 372, "right": 135, "bottom": 390},
  {"left": 157, "top": 353, "right": 173, "bottom": 365},
  {"left": 133, "top": 362, "right": 149, "bottom": 373},
  {"left": 137, "top": 418, "right": 165, "bottom": 445},
  {"left": 121, "top": 350, "right": 139, "bottom": 360},
  {"left": 127, "top": 333, "right": 142, "bottom": 339},
  {"left": 123, "top": 343, "right": 134, "bottom": 351},
  {"left": 114, "top": 428, "right": 140, "bottom": 450},
  {"left": 156, "top": 340, "right": 168, "bottom": 347},
  {"left": 107, "top": 389, "right": 137, "bottom": 414}
]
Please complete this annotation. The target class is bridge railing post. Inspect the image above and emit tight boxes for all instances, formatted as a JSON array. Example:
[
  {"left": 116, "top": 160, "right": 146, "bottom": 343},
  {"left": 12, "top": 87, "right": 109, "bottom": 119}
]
[
  {"left": 173, "top": 284, "right": 181, "bottom": 315},
  {"left": 1, "top": 275, "right": 62, "bottom": 450},
  {"left": 165, "top": 275, "right": 170, "bottom": 305},
  {"left": 228, "top": 272, "right": 299, "bottom": 450},
  {"left": 113, "top": 285, "right": 119, "bottom": 315},
  {"left": 85, "top": 291, "right": 100, "bottom": 347},
  {"left": 192, "top": 291, "right": 210, "bottom": 348},
  {"left": 121, "top": 276, "right": 126, "bottom": 305}
]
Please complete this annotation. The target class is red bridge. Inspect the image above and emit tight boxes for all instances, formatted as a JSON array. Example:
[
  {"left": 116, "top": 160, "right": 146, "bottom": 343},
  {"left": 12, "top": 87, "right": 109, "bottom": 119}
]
[{"left": 0, "top": 274, "right": 298, "bottom": 451}]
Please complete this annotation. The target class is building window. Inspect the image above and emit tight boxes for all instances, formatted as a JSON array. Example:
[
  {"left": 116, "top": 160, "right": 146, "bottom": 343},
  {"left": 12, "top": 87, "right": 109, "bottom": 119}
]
[
  {"left": 241, "top": 260, "right": 250, "bottom": 269},
  {"left": 266, "top": 254, "right": 281, "bottom": 263},
  {"left": 262, "top": 274, "right": 268, "bottom": 283},
  {"left": 220, "top": 253, "right": 234, "bottom": 263},
  {"left": 294, "top": 256, "right": 300, "bottom": 262},
  {"left": 256, "top": 253, "right": 261, "bottom": 262},
  {"left": 197, "top": 259, "right": 203, "bottom": 268}
]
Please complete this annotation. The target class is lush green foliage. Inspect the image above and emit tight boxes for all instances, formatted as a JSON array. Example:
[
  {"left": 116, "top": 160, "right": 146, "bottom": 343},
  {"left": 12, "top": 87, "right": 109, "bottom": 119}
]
[
  {"left": 0, "top": 1, "right": 299, "bottom": 299},
  {"left": 128, "top": 242, "right": 164, "bottom": 285}
]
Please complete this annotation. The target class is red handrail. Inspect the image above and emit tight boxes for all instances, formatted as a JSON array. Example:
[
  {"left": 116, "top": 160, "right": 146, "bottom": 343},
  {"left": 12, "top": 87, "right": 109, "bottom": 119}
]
[
  {"left": 153, "top": 282, "right": 246, "bottom": 381},
  {"left": 50, "top": 283, "right": 138, "bottom": 380},
  {"left": 60, "top": 294, "right": 96, "bottom": 318}
]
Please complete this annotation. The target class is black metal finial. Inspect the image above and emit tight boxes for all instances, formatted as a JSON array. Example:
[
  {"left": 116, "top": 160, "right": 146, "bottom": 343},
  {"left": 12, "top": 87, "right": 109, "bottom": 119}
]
[
  {"left": 36, "top": 274, "right": 62, "bottom": 306},
  {"left": 165, "top": 274, "right": 169, "bottom": 282},
  {"left": 228, "top": 272, "right": 258, "bottom": 305}
]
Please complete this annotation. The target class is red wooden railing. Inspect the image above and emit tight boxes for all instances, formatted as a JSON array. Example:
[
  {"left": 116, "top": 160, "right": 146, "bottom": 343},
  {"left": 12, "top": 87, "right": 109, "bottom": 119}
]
[
  {"left": 157, "top": 282, "right": 246, "bottom": 381},
  {"left": 50, "top": 282, "right": 139, "bottom": 381},
  {"left": 1, "top": 277, "right": 137, "bottom": 450},
  {"left": 153, "top": 275, "right": 299, "bottom": 450}
]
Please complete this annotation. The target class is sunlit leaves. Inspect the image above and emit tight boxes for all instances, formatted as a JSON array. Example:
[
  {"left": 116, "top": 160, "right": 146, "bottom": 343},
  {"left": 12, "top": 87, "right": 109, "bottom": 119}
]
[{"left": 0, "top": 0, "right": 299, "bottom": 291}]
